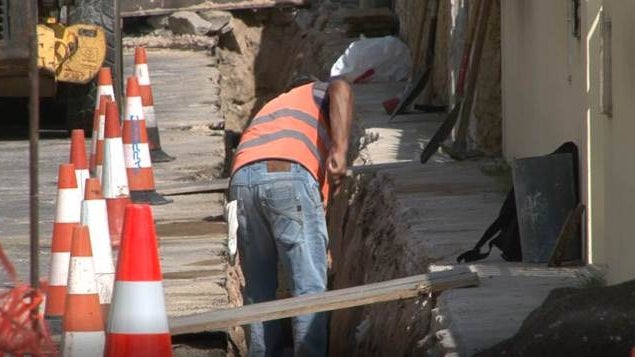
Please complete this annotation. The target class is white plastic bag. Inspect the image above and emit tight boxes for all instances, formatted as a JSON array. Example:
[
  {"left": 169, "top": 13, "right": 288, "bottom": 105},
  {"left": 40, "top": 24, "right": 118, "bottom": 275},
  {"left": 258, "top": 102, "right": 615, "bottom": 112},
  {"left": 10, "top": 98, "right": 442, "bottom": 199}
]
[
  {"left": 224, "top": 200, "right": 238, "bottom": 265},
  {"left": 330, "top": 36, "right": 412, "bottom": 83}
]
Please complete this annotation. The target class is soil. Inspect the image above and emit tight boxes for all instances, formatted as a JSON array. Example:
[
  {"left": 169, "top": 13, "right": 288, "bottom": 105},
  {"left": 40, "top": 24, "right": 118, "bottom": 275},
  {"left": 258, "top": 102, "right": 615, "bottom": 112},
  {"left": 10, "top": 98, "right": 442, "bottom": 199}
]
[
  {"left": 476, "top": 279, "right": 635, "bottom": 357},
  {"left": 328, "top": 172, "right": 432, "bottom": 357}
]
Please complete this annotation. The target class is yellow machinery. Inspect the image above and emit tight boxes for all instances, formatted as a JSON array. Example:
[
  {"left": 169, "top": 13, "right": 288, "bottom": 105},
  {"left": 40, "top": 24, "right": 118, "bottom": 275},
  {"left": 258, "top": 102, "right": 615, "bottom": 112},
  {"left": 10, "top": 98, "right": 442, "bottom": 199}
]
[{"left": 37, "top": 21, "right": 106, "bottom": 85}]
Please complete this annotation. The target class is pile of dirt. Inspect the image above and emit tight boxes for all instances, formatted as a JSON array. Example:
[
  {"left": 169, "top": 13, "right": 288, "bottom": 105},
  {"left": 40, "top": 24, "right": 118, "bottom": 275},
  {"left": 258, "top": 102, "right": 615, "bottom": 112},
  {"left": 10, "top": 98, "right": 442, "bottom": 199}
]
[{"left": 476, "top": 279, "right": 635, "bottom": 357}]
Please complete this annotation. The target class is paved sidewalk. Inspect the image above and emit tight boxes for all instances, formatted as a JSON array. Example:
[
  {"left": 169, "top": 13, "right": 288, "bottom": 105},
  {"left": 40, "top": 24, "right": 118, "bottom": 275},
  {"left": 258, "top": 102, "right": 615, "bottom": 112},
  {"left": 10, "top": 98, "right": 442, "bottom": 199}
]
[{"left": 353, "top": 82, "right": 591, "bottom": 355}]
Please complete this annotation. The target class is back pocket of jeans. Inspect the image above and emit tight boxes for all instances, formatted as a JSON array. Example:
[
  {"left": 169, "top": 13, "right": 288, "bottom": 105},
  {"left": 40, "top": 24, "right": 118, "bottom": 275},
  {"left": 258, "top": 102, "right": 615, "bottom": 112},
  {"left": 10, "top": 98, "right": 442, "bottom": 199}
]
[{"left": 263, "top": 182, "right": 304, "bottom": 246}]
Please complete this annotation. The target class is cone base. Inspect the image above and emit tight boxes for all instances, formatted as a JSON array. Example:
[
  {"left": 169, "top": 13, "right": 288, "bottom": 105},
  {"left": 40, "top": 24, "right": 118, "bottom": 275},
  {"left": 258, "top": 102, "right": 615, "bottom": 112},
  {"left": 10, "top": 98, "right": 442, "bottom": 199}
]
[
  {"left": 150, "top": 149, "right": 175, "bottom": 163},
  {"left": 130, "top": 190, "right": 173, "bottom": 205},
  {"left": 45, "top": 315, "right": 63, "bottom": 336}
]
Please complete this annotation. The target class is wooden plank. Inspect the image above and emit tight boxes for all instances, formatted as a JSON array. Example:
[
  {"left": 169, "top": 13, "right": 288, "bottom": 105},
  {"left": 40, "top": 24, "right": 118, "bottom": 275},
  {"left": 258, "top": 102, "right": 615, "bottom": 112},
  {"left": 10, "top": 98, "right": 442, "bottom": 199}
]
[
  {"left": 169, "top": 269, "right": 479, "bottom": 335},
  {"left": 161, "top": 178, "right": 229, "bottom": 196},
  {"left": 121, "top": 0, "right": 309, "bottom": 17}
]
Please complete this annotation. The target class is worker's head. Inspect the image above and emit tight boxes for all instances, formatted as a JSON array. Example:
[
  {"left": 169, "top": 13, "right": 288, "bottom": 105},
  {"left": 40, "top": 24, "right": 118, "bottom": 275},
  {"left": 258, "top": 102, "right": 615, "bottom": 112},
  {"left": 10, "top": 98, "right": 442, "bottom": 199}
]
[{"left": 287, "top": 74, "right": 319, "bottom": 91}]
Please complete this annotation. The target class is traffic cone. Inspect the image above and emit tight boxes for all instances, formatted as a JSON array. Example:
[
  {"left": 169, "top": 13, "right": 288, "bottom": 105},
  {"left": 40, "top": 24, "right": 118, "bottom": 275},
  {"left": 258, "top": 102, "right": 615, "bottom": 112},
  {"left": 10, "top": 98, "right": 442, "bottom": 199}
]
[
  {"left": 122, "top": 76, "right": 172, "bottom": 205},
  {"left": 91, "top": 95, "right": 112, "bottom": 180},
  {"left": 134, "top": 47, "right": 175, "bottom": 163},
  {"left": 105, "top": 204, "right": 172, "bottom": 357},
  {"left": 81, "top": 178, "right": 115, "bottom": 321},
  {"left": 70, "top": 129, "right": 90, "bottom": 197},
  {"left": 90, "top": 67, "right": 116, "bottom": 175},
  {"left": 62, "top": 225, "right": 105, "bottom": 356},
  {"left": 102, "top": 100, "right": 131, "bottom": 247},
  {"left": 45, "top": 163, "right": 82, "bottom": 320}
]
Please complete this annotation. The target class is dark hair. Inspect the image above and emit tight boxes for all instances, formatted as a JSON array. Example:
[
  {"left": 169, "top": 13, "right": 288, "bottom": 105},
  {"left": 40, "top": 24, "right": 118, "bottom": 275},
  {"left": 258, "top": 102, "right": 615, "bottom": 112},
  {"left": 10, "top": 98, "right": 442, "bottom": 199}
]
[{"left": 287, "top": 74, "right": 318, "bottom": 90}]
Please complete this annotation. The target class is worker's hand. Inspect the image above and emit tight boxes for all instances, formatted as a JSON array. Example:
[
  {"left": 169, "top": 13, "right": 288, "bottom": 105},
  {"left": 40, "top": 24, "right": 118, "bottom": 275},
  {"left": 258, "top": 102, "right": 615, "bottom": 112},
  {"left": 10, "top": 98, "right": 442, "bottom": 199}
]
[{"left": 327, "top": 148, "right": 347, "bottom": 195}]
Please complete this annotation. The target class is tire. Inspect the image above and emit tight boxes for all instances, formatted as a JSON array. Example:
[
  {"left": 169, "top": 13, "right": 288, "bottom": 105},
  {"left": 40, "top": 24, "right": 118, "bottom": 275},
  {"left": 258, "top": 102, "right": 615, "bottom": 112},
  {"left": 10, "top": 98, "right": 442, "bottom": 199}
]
[{"left": 61, "top": 0, "right": 121, "bottom": 133}]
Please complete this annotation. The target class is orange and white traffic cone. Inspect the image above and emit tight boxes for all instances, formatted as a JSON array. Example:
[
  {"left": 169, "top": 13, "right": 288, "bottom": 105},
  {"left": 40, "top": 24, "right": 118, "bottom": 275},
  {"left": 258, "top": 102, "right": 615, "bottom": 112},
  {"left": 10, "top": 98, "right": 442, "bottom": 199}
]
[
  {"left": 70, "top": 129, "right": 90, "bottom": 197},
  {"left": 62, "top": 225, "right": 105, "bottom": 356},
  {"left": 90, "top": 67, "right": 116, "bottom": 176},
  {"left": 92, "top": 95, "right": 112, "bottom": 181},
  {"left": 105, "top": 204, "right": 172, "bottom": 357},
  {"left": 80, "top": 178, "right": 115, "bottom": 321},
  {"left": 122, "top": 76, "right": 172, "bottom": 205},
  {"left": 45, "top": 163, "right": 82, "bottom": 320},
  {"left": 134, "top": 47, "right": 175, "bottom": 163},
  {"left": 102, "top": 100, "right": 131, "bottom": 247}
]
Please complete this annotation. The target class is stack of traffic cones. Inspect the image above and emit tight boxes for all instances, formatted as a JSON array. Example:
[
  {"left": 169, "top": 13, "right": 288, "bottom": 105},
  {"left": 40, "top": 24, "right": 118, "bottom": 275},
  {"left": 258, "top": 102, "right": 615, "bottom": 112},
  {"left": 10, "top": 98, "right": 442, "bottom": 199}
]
[
  {"left": 91, "top": 68, "right": 116, "bottom": 176},
  {"left": 70, "top": 130, "right": 90, "bottom": 197},
  {"left": 92, "top": 95, "right": 112, "bottom": 181},
  {"left": 134, "top": 47, "right": 174, "bottom": 163},
  {"left": 80, "top": 178, "right": 115, "bottom": 320},
  {"left": 122, "top": 76, "right": 171, "bottom": 205},
  {"left": 62, "top": 225, "right": 105, "bottom": 356},
  {"left": 102, "top": 100, "right": 131, "bottom": 247},
  {"left": 105, "top": 204, "right": 172, "bottom": 356},
  {"left": 45, "top": 164, "right": 82, "bottom": 321}
]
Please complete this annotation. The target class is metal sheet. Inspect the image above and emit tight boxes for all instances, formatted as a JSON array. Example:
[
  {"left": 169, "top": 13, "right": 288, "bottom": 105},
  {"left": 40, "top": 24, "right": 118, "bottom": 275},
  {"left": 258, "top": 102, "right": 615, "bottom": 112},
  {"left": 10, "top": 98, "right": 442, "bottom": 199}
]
[
  {"left": 0, "top": 0, "right": 29, "bottom": 61},
  {"left": 512, "top": 153, "right": 577, "bottom": 263},
  {"left": 121, "top": 0, "right": 309, "bottom": 17}
]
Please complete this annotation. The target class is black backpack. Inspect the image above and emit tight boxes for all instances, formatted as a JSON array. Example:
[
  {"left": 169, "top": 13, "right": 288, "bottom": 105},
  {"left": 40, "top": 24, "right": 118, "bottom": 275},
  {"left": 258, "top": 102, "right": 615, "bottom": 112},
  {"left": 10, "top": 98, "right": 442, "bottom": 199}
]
[{"left": 457, "top": 142, "right": 579, "bottom": 263}]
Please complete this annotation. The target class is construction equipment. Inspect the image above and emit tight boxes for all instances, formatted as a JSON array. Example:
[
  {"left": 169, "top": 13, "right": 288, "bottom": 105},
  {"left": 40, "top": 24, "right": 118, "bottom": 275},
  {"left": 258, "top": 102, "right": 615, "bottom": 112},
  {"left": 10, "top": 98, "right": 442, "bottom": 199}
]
[
  {"left": 420, "top": 0, "right": 491, "bottom": 163},
  {"left": 0, "top": 1, "right": 121, "bottom": 130}
]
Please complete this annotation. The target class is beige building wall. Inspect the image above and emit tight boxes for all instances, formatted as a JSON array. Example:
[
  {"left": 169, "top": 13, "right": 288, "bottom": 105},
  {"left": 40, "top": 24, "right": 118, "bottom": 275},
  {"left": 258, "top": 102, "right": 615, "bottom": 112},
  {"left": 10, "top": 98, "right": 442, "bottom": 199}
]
[{"left": 501, "top": 0, "right": 635, "bottom": 283}]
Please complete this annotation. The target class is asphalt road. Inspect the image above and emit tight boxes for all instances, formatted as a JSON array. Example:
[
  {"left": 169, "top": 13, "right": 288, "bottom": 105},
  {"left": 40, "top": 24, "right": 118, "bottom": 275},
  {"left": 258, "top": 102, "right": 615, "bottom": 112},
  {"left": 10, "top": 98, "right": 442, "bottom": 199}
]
[{"left": 0, "top": 49, "right": 229, "bottom": 324}]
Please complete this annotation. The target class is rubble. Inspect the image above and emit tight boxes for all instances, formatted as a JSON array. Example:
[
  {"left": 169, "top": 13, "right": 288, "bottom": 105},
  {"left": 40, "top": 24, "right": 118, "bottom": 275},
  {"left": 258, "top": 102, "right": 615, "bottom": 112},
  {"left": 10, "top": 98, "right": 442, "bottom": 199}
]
[
  {"left": 122, "top": 34, "right": 218, "bottom": 51},
  {"left": 169, "top": 11, "right": 217, "bottom": 36},
  {"left": 147, "top": 15, "right": 170, "bottom": 30},
  {"left": 198, "top": 10, "right": 233, "bottom": 34}
]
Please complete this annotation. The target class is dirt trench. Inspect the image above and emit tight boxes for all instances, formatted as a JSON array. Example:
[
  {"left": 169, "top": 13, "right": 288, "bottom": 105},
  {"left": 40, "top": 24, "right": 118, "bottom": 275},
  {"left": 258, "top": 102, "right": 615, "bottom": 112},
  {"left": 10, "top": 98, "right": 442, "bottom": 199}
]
[
  {"left": 218, "top": 3, "right": 435, "bottom": 355},
  {"left": 326, "top": 170, "right": 434, "bottom": 356}
]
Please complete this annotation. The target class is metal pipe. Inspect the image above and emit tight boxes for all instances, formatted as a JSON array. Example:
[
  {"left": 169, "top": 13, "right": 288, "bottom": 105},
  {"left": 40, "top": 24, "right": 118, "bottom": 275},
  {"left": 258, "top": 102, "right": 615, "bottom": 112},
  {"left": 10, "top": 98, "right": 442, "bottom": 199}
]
[{"left": 28, "top": 0, "right": 40, "bottom": 289}]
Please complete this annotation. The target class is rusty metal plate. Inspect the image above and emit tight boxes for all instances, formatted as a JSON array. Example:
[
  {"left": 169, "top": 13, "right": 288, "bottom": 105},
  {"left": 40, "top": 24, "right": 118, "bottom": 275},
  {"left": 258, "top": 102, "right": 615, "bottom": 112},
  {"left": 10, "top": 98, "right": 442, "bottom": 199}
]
[{"left": 121, "top": 0, "right": 309, "bottom": 17}]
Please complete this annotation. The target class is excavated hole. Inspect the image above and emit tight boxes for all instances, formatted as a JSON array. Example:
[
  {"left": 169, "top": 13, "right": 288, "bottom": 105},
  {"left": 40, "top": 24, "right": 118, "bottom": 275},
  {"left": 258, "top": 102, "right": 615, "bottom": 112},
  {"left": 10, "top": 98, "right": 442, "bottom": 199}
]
[{"left": 156, "top": 220, "right": 226, "bottom": 237}]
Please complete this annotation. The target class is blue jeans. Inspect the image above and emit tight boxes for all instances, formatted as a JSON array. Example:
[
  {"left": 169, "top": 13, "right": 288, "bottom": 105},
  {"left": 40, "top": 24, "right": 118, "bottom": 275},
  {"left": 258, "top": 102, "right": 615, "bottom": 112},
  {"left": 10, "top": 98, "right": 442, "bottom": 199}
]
[{"left": 229, "top": 161, "right": 328, "bottom": 357}]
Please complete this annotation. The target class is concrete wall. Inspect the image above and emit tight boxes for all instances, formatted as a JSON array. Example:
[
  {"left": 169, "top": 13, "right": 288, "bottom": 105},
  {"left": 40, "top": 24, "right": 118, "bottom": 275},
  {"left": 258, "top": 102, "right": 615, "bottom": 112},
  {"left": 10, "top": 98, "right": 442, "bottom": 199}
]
[{"left": 501, "top": 0, "right": 635, "bottom": 283}]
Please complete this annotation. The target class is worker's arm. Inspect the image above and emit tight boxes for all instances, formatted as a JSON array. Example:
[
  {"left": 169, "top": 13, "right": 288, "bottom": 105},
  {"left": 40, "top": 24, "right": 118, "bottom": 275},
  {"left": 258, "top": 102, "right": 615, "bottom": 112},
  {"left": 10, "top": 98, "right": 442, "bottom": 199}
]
[{"left": 327, "top": 79, "right": 354, "bottom": 195}]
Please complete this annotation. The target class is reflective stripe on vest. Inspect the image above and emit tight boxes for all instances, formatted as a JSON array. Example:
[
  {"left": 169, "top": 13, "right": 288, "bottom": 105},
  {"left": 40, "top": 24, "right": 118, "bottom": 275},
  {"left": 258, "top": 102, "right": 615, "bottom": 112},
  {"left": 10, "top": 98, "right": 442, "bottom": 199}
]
[{"left": 232, "top": 82, "right": 332, "bottom": 200}]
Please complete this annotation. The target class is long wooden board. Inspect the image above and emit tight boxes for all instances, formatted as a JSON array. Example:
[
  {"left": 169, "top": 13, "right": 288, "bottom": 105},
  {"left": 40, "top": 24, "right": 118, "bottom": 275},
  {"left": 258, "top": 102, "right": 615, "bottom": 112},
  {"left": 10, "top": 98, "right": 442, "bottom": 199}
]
[
  {"left": 169, "top": 268, "right": 479, "bottom": 335},
  {"left": 161, "top": 178, "right": 229, "bottom": 196},
  {"left": 121, "top": 0, "right": 309, "bottom": 17}
]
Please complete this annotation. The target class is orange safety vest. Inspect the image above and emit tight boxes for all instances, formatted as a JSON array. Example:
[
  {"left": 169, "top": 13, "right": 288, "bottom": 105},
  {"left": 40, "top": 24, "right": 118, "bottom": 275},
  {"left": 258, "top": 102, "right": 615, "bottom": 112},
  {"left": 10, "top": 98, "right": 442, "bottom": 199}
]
[{"left": 231, "top": 82, "right": 332, "bottom": 202}]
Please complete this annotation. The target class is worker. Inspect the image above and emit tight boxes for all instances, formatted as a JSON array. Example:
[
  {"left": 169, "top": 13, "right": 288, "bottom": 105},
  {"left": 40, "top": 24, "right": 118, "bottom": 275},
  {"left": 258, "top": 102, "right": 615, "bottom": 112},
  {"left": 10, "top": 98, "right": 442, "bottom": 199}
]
[{"left": 228, "top": 76, "right": 354, "bottom": 356}]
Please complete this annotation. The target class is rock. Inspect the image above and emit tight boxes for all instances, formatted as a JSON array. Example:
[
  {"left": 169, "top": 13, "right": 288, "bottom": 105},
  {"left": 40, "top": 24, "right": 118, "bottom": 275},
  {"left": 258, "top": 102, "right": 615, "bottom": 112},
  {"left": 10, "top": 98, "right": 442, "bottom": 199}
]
[
  {"left": 146, "top": 15, "right": 169, "bottom": 30},
  {"left": 168, "top": 11, "right": 214, "bottom": 36},
  {"left": 295, "top": 10, "right": 316, "bottom": 31},
  {"left": 270, "top": 8, "right": 297, "bottom": 26},
  {"left": 197, "top": 10, "right": 233, "bottom": 34}
]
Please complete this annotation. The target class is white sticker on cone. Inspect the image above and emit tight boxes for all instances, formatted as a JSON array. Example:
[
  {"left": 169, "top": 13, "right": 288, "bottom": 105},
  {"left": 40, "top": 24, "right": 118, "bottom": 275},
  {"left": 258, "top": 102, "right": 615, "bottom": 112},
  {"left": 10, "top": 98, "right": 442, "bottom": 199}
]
[
  {"left": 49, "top": 252, "right": 71, "bottom": 286},
  {"left": 63, "top": 331, "right": 105, "bottom": 357},
  {"left": 102, "top": 138, "right": 130, "bottom": 198},
  {"left": 135, "top": 64, "right": 151, "bottom": 86},
  {"left": 143, "top": 106, "right": 157, "bottom": 128},
  {"left": 108, "top": 281, "right": 169, "bottom": 334},
  {"left": 68, "top": 257, "right": 98, "bottom": 294},
  {"left": 96, "top": 85, "right": 115, "bottom": 109},
  {"left": 55, "top": 188, "right": 82, "bottom": 223},
  {"left": 81, "top": 200, "right": 115, "bottom": 275},
  {"left": 124, "top": 97, "right": 144, "bottom": 121},
  {"left": 98, "top": 114, "right": 106, "bottom": 140},
  {"left": 124, "top": 143, "right": 152, "bottom": 169}
]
